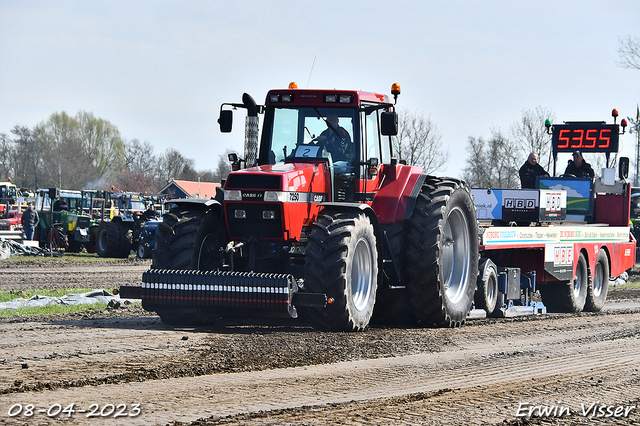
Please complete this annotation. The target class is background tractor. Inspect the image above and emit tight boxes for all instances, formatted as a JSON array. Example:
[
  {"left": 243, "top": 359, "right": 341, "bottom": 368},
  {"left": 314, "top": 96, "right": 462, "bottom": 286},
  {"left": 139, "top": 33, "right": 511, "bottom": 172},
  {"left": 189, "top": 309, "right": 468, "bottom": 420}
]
[
  {"left": 96, "top": 191, "right": 163, "bottom": 258},
  {"left": 34, "top": 188, "right": 95, "bottom": 252}
]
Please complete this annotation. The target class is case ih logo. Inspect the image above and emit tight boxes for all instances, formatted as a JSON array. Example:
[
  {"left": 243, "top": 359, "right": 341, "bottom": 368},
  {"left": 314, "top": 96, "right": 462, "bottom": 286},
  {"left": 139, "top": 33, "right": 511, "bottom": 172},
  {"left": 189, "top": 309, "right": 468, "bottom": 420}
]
[
  {"left": 242, "top": 192, "right": 263, "bottom": 199},
  {"left": 504, "top": 198, "right": 535, "bottom": 210}
]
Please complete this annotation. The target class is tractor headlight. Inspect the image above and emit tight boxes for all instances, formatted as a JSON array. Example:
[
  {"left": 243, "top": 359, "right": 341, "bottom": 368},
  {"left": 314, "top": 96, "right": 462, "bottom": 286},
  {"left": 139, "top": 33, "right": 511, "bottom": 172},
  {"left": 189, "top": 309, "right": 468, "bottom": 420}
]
[
  {"left": 234, "top": 209, "right": 246, "bottom": 219},
  {"left": 262, "top": 210, "right": 276, "bottom": 220},
  {"left": 226, "top": 190, "right": 242, "bottom": 201},
  {"left": 264, "top": 191, "right": 286, "bottom": 202}
]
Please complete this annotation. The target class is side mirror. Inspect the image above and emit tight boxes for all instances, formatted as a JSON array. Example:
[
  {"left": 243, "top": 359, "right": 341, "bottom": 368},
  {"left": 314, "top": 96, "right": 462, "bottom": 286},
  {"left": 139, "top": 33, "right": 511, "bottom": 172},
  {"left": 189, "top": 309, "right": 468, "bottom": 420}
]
[
  {"left": 218, "top": 110, "right": 233, "bottom": 133},
  {"left": 228, "top": 153, "right": 242, "bottom": 171},
  {"left": 380, "top": 111, "right": 398, "bottom": 136},
  {"left": 367, "top": 157, "right": 379, "bottom": 177},
  {"left": 619, "top": 156, "right": 629, "bottom": 180}
]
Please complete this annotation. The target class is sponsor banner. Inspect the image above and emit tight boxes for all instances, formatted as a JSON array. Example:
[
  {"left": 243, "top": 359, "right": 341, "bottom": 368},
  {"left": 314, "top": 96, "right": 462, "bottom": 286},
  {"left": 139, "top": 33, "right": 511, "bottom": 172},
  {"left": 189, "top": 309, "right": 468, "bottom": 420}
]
[
  {"left": 482, "top": 226, "right": 631, "bottom": 246},
  {"left": 472, "top": 188, "right": 566, "bottom": 222},
  {"left": 539, "top": 190, "right": 566, "bottom": 221}
]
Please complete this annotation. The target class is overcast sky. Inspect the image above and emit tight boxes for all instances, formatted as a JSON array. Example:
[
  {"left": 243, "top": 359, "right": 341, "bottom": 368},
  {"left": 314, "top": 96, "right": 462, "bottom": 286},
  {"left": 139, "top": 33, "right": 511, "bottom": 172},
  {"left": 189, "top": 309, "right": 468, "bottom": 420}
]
[{"left": 1, "top": 1, "right": 638, "bottom": 179}]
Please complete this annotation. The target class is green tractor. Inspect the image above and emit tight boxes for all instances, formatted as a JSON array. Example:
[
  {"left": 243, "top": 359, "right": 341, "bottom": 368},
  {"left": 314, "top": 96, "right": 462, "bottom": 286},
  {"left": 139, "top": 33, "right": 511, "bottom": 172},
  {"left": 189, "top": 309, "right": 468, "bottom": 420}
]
[{"left": 34, "top": 188, "right": 96, "bottom": 252}]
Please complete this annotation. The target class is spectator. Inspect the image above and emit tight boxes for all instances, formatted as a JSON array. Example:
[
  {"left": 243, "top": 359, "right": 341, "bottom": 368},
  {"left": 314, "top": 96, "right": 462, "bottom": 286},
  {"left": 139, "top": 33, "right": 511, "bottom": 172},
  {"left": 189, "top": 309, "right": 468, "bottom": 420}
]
[
  {"left": 21, "top": 202, "right": 39, "bottom": 240},
  {"left": 519, "top": 152, "right": 549, "bottom": 189},
  {"left": 564, "top": 150, "right": 595, "bottom": 178}
]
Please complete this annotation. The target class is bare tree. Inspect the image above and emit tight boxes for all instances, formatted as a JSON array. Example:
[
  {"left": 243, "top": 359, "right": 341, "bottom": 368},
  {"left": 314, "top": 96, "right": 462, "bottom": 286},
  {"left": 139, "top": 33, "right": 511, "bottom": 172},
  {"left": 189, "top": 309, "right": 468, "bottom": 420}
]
[
  {"left": 511, "top": 107, "right": 555, "bottom": 173},
  {"left": 11, "top": 125, "right": 45, "bottom": 189},
  {"left": 394, "top": 111, "right": 449, "bottom": 174},
  {"left": 123, "top": 138, "right": 157, "bottom": 175},
  {"left": 0, "top": 133, "right": 13, "bottom": 181},
  {"left": 155, "top": 148, "right": 196, "bottom": 187},
  {"left": 463, "top": 129, "right": 520, "bottom": 189},
  {"left": 213, "top": 150, "right": 233, "bottom": 182},
  {"left": 618, "top": 35, "right": 640, "bottom": 70}
]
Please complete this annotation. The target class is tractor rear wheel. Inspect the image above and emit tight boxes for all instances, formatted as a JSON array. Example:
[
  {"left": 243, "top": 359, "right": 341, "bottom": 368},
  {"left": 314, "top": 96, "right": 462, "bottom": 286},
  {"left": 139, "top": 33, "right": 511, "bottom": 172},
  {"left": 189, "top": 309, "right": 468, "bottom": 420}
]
[
  {"left": 405, "top": 177, "right": 478, "bottom": 327},
  {"left": 152, "top": 208, "right": 224, "bottom": 270},
  {"left": 151, "top": 207, "right": 225, "bottom": 326},
  {"left": 585, "top": 249, "right": 609, "bottom": 312},
  {"left": 47, "top": 225, "right": 68, "bottom": 252},
  {"left": 115, "top": 222, "right": 133, "bottom": 258},
  {"left": 304, "top": 210, "right": 378, "bottom": 331},
  {"left": 96, "top": 221, "right": 118, "bottom": 258}
]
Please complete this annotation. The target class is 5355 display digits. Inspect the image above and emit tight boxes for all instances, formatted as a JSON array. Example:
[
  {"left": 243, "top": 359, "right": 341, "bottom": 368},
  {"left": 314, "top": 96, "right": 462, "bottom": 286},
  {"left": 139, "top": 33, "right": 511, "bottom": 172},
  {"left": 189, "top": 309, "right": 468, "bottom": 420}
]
[{"left": 552, "top": 123, "right": 619, "bottom": 154}]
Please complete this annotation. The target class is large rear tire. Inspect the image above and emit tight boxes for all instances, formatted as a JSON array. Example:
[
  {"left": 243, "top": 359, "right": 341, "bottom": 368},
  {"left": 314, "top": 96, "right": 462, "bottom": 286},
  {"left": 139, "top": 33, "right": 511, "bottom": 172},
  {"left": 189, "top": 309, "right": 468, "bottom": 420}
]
[
  {"left": 96, "top": 221, "right": 119, "bottom": 258},
  {"left": 585, "top": 249, "right": 609, "bottom": 312},
  {"left": 405, "top": 177, "right": 479, "bottom": 327},
  {"left": 304, "top": 210, "right": 378, "bottom": 331},
  {"left": 115, "top": 222, "right": 133, "bottom": 258},
  {"left": 152, "top": 208, "right": 224, "bottom": 271},
  {"left": 151, "top": 206, "right": 225, "bottom": 326}
]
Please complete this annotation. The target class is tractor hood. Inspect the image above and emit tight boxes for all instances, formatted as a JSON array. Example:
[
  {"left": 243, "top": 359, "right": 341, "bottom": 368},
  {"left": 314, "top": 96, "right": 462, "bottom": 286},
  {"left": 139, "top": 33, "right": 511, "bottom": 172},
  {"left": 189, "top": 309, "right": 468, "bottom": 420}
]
[{"left": 224, "top": 162, "right": 330, "bottom": 197}]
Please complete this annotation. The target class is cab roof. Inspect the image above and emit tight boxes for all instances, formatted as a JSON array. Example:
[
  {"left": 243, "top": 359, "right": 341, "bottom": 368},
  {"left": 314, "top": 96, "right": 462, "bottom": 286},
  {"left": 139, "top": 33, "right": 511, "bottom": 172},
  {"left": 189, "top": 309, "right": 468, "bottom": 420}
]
[{"left": 265, "top": 88, "right": 390, "bottom": 107}]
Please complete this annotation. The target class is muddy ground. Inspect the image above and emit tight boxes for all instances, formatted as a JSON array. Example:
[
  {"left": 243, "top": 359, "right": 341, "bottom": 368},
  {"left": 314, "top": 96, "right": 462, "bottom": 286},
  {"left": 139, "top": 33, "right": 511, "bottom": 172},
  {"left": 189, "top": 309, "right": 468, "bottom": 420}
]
[{"left": 0, "top": 257, "right": 639, "bottom": 425}]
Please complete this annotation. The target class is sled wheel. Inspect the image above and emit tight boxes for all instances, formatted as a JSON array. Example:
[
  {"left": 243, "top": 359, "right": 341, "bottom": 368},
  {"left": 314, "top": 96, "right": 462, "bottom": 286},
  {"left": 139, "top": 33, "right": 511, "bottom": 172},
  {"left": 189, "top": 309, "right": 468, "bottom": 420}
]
[
  {"left": 585, "top": 249, "right": 609, "bottom": 312},
  {"left": 475, "top": 258, "right": 500, "bottom": 317},
  {"left": 542, "top": 251, "right": 588, "bottom": 313}
]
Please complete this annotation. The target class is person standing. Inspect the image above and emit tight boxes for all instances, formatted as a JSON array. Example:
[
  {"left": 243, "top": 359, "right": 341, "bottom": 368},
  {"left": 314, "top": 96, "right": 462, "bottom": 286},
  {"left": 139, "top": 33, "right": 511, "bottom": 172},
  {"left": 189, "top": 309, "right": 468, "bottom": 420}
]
[
  {"left": 519, "top": 152, "right": 549, "bottom": 189},
  {"left": 564, "top": 150, "right": 595, "bottom": 178},
  {"left": 21, "top": 202, "right": 39, "bottom": 240}
]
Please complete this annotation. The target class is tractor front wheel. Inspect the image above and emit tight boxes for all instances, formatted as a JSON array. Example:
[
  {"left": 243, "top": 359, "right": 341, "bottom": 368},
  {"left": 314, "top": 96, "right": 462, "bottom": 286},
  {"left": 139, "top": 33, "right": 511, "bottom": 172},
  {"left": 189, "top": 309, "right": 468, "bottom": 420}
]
[{"left": 304, "top": 210, "right": 378, "bottom": 331}]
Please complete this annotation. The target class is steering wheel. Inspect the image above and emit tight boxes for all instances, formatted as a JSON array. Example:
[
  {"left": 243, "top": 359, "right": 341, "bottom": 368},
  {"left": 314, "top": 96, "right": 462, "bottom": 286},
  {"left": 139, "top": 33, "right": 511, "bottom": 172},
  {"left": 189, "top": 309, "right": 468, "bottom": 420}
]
[{"left": 560, "top": 173, "right": 576, "bottom": 178}]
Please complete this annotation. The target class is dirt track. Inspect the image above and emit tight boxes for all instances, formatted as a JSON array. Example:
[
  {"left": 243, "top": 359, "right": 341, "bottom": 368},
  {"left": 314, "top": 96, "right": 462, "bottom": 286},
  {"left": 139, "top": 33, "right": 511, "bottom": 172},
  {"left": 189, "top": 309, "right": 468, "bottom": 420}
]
[{"left": 1, "top": 259, "right": 640, "bottom": 425}]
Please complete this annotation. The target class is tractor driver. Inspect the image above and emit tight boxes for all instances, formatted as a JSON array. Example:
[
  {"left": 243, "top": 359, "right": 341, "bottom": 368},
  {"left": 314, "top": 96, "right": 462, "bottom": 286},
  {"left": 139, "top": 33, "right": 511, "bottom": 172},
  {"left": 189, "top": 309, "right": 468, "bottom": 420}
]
[{"left": 317, "top": 114, "right": 354, "bottom": 162}]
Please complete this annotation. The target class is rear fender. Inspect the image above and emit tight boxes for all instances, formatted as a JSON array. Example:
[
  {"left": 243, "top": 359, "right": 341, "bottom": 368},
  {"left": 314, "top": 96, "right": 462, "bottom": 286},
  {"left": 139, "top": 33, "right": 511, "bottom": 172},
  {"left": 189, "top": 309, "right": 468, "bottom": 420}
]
[
  {"left": 167, "top": 198, "right": 222, "bottom": 215},
  {"left": 370, "top": 166, "right": 426, "bottom": 224}
]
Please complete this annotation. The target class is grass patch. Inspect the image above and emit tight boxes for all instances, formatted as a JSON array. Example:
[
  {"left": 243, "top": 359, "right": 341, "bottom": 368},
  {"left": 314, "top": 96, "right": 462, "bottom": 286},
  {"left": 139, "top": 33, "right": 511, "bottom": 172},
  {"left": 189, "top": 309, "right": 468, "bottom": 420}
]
[
  {"left": 0, "top": 288, "right": 100, "bottom": 303},
  {"left": 0, "top": 303, "right": 110, "bottom": 318},
  {"left": 614, "top": 280, "right": 640, "bottom": 289},
  {"left": 0, "top": 287, "right": 138, "bottom": 318}
]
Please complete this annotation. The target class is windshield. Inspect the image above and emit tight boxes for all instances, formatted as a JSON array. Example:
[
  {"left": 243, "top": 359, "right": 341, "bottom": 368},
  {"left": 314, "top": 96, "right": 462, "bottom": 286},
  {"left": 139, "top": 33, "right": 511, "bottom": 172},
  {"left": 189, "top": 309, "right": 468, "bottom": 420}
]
[{"left": 266, "top": 107, "right": 356, "bottom": 164}]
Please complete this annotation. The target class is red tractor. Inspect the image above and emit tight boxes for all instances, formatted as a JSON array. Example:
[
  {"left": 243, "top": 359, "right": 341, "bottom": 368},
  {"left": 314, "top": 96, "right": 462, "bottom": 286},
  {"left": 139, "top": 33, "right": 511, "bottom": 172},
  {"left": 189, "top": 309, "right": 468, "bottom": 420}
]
[{"left": 125, "top": 83, "right": 479, "bottom": 331}]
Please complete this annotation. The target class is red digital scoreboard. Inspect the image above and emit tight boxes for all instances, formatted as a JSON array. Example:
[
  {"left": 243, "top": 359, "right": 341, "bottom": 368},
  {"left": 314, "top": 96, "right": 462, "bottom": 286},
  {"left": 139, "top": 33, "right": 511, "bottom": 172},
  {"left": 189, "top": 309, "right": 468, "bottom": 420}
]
[{"left": 551, "top": 122, "right": 620, "bottom": 154}]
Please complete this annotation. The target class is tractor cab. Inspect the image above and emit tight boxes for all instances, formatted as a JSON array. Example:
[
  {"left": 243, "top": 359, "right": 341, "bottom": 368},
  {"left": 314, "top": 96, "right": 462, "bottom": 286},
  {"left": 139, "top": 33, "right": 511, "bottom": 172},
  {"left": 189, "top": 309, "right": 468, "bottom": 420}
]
[{"left": 221, "top": 84, "right": 399, "bottom": 207}]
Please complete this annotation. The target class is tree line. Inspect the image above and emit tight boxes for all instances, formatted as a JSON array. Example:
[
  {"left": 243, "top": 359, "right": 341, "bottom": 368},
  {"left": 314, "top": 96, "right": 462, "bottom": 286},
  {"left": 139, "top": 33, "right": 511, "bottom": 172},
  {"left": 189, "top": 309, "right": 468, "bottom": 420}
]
[
  {"left": 0, "top": 111, "right": 231, "bottom": 193},
  {"left": 0, "top": 106, "right": 620, "bottom": 195},
  {"left": 0, "top": 109, "right": 449, "bottom": 194}
]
